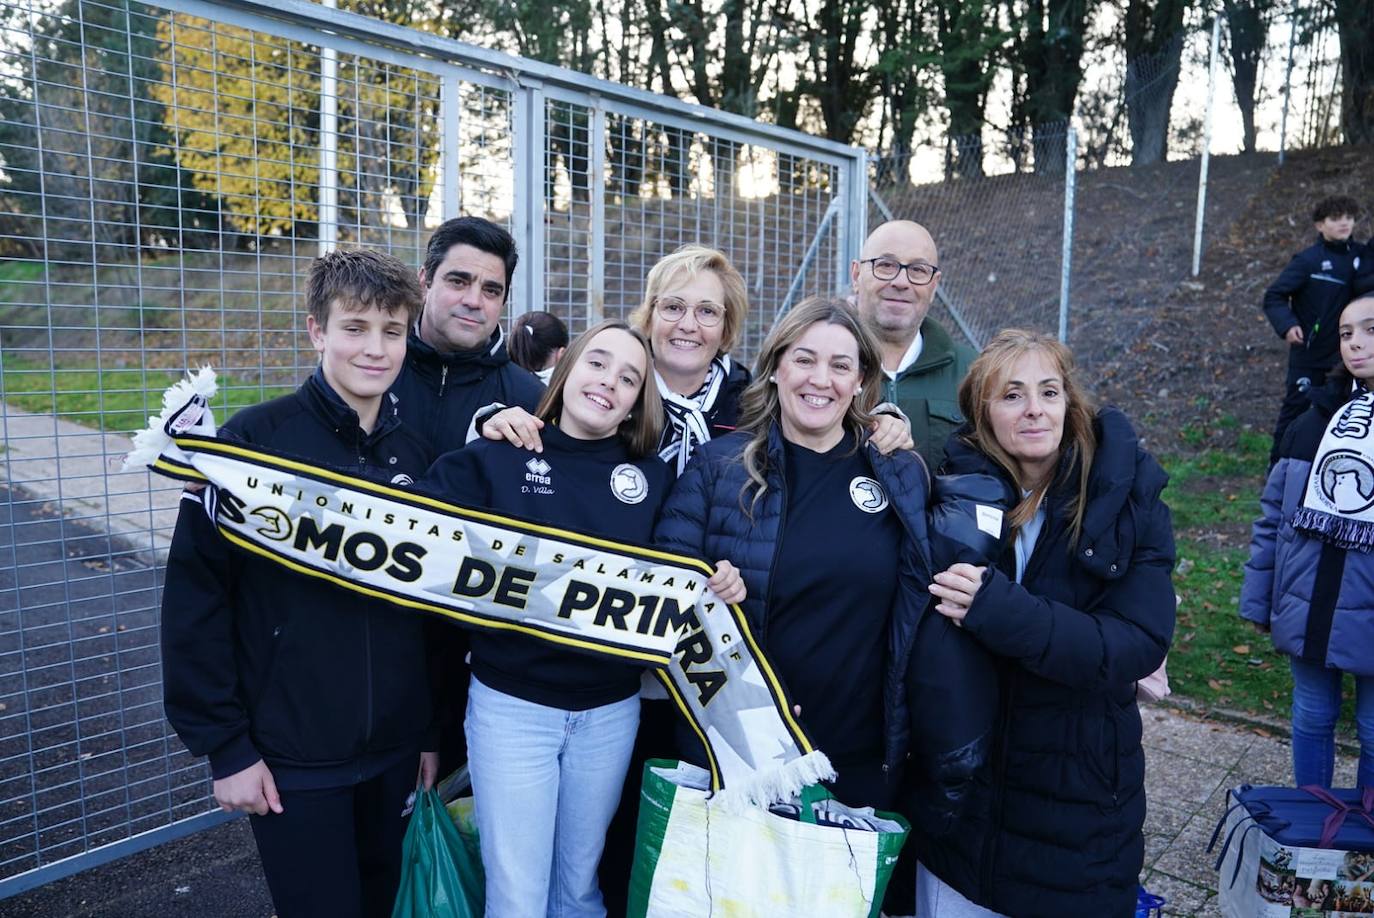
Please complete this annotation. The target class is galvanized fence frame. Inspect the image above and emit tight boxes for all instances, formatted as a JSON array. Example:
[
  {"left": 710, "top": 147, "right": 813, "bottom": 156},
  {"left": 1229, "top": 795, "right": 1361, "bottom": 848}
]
[{"left": 0, "top": 0, "right": 865, "bottom": 896}]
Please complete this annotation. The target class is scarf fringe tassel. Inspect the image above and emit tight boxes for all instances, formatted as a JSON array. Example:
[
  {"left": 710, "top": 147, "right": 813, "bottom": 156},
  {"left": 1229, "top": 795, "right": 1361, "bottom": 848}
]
[
  {"left": 709, "top": 749, "right": 836, "bottom": 813},
  {"left": 1292, "top": 507, "right": 1374, "bottom": 553}
]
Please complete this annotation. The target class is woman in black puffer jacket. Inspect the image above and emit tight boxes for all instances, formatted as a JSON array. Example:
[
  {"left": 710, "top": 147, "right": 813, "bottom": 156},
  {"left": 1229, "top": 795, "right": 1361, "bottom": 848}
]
[
  {"left": 655, "top": 296, "right": 953, "bottom": 811},
  {"left": 917, "top": 329, "right": 1176, "bottom": 918}
]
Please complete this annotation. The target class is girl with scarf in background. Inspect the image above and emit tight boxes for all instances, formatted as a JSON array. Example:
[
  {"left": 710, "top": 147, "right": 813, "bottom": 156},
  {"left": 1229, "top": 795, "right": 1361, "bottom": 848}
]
[{"left": 1242, "top": 294, "right": 1374, "bottom": 790}]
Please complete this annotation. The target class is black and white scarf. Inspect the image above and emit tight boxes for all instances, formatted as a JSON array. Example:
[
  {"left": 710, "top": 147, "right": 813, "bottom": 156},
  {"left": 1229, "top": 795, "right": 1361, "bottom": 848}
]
[
  {"left": 1293, "top": 386, "right": 1374, "bottom": 552},
  {"left": 657, "top": 355, "right": 731, "bottom": 477}
]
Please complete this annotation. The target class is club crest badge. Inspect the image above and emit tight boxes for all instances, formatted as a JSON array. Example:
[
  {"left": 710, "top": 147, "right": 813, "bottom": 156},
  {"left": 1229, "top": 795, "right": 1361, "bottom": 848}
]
[
  {"left": 1315, "top": 449, "right": 1374, "bottom": 515},
  {"left": 610, "top": 463, "right": 648, "bottom": 504},
  {"left": 848, "top": 476, "right": 888, "bottom": 513}
]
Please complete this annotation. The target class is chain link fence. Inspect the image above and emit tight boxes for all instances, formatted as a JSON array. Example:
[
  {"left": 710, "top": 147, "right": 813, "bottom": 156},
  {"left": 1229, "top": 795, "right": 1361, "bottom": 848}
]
[
  {"left": 868, "top": 5, "right": 1344, "bottom": 353},
  {"left": 0, "top": 0, "right": 864, "bottom": 895}
]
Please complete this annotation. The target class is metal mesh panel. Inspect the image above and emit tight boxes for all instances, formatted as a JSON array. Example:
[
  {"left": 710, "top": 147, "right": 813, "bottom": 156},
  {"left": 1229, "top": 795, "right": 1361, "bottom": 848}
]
[
  {"left": 541, "top": 100, "right": 844, "bottom": 365},
  {"left": 869, "top": 123, "right": 1071, "bottom": 350},
  {"left": 0, "top": 0, "right": 863, "bottom": 894}
]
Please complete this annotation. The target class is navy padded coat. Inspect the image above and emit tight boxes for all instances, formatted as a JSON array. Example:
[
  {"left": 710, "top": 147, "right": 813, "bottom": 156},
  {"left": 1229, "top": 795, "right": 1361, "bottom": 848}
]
[
  {"left": 914, "top": 408, "right": 1176, "bottom": 918},
  {"left": 654, "top": 423, "right": 935, "bottom": 774}
]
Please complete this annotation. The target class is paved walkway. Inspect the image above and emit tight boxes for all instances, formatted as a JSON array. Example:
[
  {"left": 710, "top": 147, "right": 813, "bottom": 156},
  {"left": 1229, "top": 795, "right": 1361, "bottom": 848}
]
[{"left": 0, "top": 405, "right": 181, "bottom": 562}]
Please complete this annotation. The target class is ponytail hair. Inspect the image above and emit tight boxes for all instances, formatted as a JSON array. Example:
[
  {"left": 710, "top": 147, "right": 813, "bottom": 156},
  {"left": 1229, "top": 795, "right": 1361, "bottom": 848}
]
[{"left": 508, "top": 311, "right": 569, "bottom": 372}]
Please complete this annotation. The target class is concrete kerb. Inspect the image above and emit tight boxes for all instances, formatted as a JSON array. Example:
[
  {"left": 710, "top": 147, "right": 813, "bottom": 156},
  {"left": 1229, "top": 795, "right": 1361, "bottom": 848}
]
[
  {"left": 0, "top": 403, "right": 180, "bottom": 565},
  {"left": 1164, "top": 692, "right": 1363, "bottom": 758}
]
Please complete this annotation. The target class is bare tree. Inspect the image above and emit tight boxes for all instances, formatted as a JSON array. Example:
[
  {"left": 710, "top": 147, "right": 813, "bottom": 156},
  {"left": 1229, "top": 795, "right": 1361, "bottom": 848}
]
[
  {"left": 1124, "top": 0, "right": 1191, "bottom": 165},
  {"left": 1221, "top": 0, "right": 1274, "bottom": 154},
  {"left": 1333, "top": 0, "right": 1374, "bottom": 143}
]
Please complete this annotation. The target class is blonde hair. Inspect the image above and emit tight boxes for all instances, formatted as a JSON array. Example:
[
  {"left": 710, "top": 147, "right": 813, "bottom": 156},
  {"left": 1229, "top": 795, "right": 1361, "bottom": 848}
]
[
  {"left": 957, "top": 328, "right": 1098, "bottom": 543},
  {"left": 628, "top": 244, "right": 748, "bottom": 356},
  {"left": 536, "top": 320, "right": 664, "bottom": 458},
  {"left": 735, "top": 297, "right": 883, "bottom": 515}
]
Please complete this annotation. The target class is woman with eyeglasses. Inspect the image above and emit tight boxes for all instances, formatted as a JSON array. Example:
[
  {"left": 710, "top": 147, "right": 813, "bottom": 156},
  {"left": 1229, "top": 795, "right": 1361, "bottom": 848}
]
[{"left": 481, "top": 245, "right": 914, "bottom": 467}]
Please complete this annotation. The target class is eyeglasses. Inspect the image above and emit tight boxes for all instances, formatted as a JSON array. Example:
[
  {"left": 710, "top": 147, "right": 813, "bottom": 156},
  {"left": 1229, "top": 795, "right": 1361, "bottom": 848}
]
[
  {"left": 654, "top": 297, "right": 725, "bottom": 327},
  {"left": 860, "top": 257, "right": 940, "bottom": 286}
]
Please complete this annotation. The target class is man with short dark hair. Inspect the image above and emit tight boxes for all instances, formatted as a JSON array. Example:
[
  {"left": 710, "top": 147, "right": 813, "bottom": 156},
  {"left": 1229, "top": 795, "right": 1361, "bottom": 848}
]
[
  {"left": 392, "top": 217, "right": 545, "bottom": 782},
  {"left": 391, "top": 216, "right": 544, "bottom": 454},
  {"left": 851, "top": 220, "right": 975, "bottom": 470},
  {"left": 1262, "top": 195, "right": 1363, "bottom": 463}
]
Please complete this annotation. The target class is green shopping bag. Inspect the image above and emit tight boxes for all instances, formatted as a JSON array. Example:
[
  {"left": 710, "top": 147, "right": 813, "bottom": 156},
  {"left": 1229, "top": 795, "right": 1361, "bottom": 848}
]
[
  {"left": 391, "top": 788, "right": 483, "bottom": 918},
  {"left": 628, "top": 759, "right": 909, "bottom": 918}
]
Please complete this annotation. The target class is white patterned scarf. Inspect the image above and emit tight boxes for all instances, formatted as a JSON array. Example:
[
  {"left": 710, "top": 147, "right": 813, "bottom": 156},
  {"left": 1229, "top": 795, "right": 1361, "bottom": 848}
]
[
  {"left": 657, "top": 355, "right": 731, "bottom": 477},
  {"left": 127, "top": 369, "right": 832, "bottom": 809},
  {"left": 1293, "top": 386, "right": 1374, "bottom": 552}
]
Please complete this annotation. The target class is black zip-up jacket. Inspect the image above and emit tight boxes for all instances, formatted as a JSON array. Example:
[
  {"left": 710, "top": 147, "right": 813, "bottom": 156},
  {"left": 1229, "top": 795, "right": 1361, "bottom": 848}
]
[
  {"left": 1263, "top": 235, "right": 1362, "bottom": 371},
  {"left": 913, "top": 409, "right": 1175, "bottom": 917},
  {"left": 389, "top": 328, "right": 544, "bottom": 455},
  {"left": 161, "top": 371, "right": 436, "bottom": 788},
  {"left": 654, "top": 424, "right": 935, "bottom": 774},
  {"left": 420, "top": 427, "right": 670, "bottom": 711}
]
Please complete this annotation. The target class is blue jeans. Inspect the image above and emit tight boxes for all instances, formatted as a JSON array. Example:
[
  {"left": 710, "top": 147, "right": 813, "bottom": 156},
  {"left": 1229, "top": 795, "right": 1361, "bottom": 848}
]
[
  {"left": 1289, "top": 657, "right": 1374, "bottom": 789},
  {"left": 465, "top": 676, "right": 639, "bottom": 918}
]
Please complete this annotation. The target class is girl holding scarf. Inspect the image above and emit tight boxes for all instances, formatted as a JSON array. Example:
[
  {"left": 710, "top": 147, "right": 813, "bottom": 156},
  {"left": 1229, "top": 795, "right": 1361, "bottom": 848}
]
[
  {"left": 422, "top": 320, "right": 743, "bottom": 917},
  {"left": 1242, "top": 294, "right": 1374, "bottom": 789}
]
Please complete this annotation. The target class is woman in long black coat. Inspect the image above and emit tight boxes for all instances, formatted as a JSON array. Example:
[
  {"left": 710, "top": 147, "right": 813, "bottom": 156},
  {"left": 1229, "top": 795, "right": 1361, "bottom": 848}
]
[{"left": 916, "top": 328, "right": 1176, "bottom": 918}]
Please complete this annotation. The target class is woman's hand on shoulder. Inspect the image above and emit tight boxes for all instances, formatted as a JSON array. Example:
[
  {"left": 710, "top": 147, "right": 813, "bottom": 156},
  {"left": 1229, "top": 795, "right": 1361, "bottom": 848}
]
[
  {"left": 707, "top": 560, "right": 746, "bottom": 605},
  {"left": 868, "top": 411, "right": 915, "bottom": 456},
  {"left": 480, "top": 407, "right": 545, "bottom": 452},
  {"left": 928, "top": 562, "right": 987, "bottom": 625}
]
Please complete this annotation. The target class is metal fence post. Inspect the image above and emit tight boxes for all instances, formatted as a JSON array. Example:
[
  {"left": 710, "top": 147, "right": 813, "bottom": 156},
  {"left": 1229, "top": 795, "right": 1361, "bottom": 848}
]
[
  {"left": 511, "top": 83, "right": 546, "bottom": 314},
  {"left": 1193, "top": 16, "right": 1221, "bottom": 278},
  {"left": 840, "top": 149, "right": 868, "bottom": 290},
  {"left": 1278, "top": 0, "right": 1299, "bottom": 166},
  {"left": 1059, "top": 128, "right": 1077, "bottom": 344},
  {"left": 589, "top": 100, "right": 606, "bottom": 324},
  {"left": 440, "top": 74, "right": 462, "bottom": 222},
  {"left": 318, "top": 0, "right": 338, "bottom": 253}
]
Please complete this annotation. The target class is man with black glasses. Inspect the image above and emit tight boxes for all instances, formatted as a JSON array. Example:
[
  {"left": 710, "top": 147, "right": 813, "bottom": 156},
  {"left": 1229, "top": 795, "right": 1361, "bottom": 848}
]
[{"left": 851, "top": 220, "right": 975, "bottom": 470}]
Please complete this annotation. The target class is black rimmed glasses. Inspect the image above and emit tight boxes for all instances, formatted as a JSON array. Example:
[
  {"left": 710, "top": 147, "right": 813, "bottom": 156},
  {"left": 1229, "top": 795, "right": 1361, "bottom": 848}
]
[
  {"left": 654, "top": 296, "right": 725, "bottom": 327},
  {"left": 860, "top": 257, "right": 940, "bottom": 286}
]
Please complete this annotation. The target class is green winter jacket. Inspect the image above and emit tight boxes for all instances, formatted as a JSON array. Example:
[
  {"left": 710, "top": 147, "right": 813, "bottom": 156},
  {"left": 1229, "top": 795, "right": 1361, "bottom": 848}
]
[{"left": 883, "top": 317, "right": 976, "bottom": 471}]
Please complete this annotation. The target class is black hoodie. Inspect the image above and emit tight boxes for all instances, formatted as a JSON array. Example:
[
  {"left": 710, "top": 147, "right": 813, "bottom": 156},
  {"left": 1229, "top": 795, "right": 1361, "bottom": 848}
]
[{"left": 390, "top": 328, "right": 545, "bottom": 455}]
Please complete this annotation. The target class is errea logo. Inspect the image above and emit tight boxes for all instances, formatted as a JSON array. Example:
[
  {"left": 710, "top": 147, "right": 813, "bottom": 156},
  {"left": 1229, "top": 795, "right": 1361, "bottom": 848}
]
[{"left": 524, "top": 457, "right": 554, "bottom": 495}]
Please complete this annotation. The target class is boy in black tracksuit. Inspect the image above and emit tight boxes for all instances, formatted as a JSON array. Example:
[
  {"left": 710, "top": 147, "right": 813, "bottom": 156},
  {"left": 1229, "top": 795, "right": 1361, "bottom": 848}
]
[
  {"left": 161, "top": 250, "right": 436, "bottom": 918},
  {"left": 1262, "top": 194, "right": 1363, "bottom": 464}
]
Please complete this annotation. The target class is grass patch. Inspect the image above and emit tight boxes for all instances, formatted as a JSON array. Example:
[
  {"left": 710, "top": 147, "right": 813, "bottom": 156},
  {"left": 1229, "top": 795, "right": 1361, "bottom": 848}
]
[
  {"left": 1, "top": 353, "right": 290, "bottom": 433},
  {"left": 1159, "top": 425, "right": 1270, "bottom": 531},
  {"left": 1159, "top": 422, "right": 1361, "bottom": 739},
  {"left": 1168, "top": 540, "right": 1291, "bottom": 718},
  {"left": 0, "top": 259, "right": 44, "bottom": 284}
]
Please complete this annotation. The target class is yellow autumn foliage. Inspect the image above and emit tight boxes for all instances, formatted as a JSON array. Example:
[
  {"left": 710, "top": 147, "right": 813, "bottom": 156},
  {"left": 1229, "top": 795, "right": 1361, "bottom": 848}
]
[{"left": 153, "top": 12, "right": 439, "bottom": 238}]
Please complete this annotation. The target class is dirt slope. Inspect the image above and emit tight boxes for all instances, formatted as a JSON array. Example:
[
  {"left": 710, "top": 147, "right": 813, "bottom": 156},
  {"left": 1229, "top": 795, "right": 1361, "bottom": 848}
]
[{"left": 1092, "top": 144, "right": 1374, "bottom": 453}]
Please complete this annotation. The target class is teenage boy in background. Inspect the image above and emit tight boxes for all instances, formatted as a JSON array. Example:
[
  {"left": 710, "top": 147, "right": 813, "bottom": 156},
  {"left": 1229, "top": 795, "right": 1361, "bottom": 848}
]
[
  {"left": 1262, "top": 195, "right": 1363, "bottom": 464},
  {"left": 161, "top": 250, "right": 437, "bottom": 918}
]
